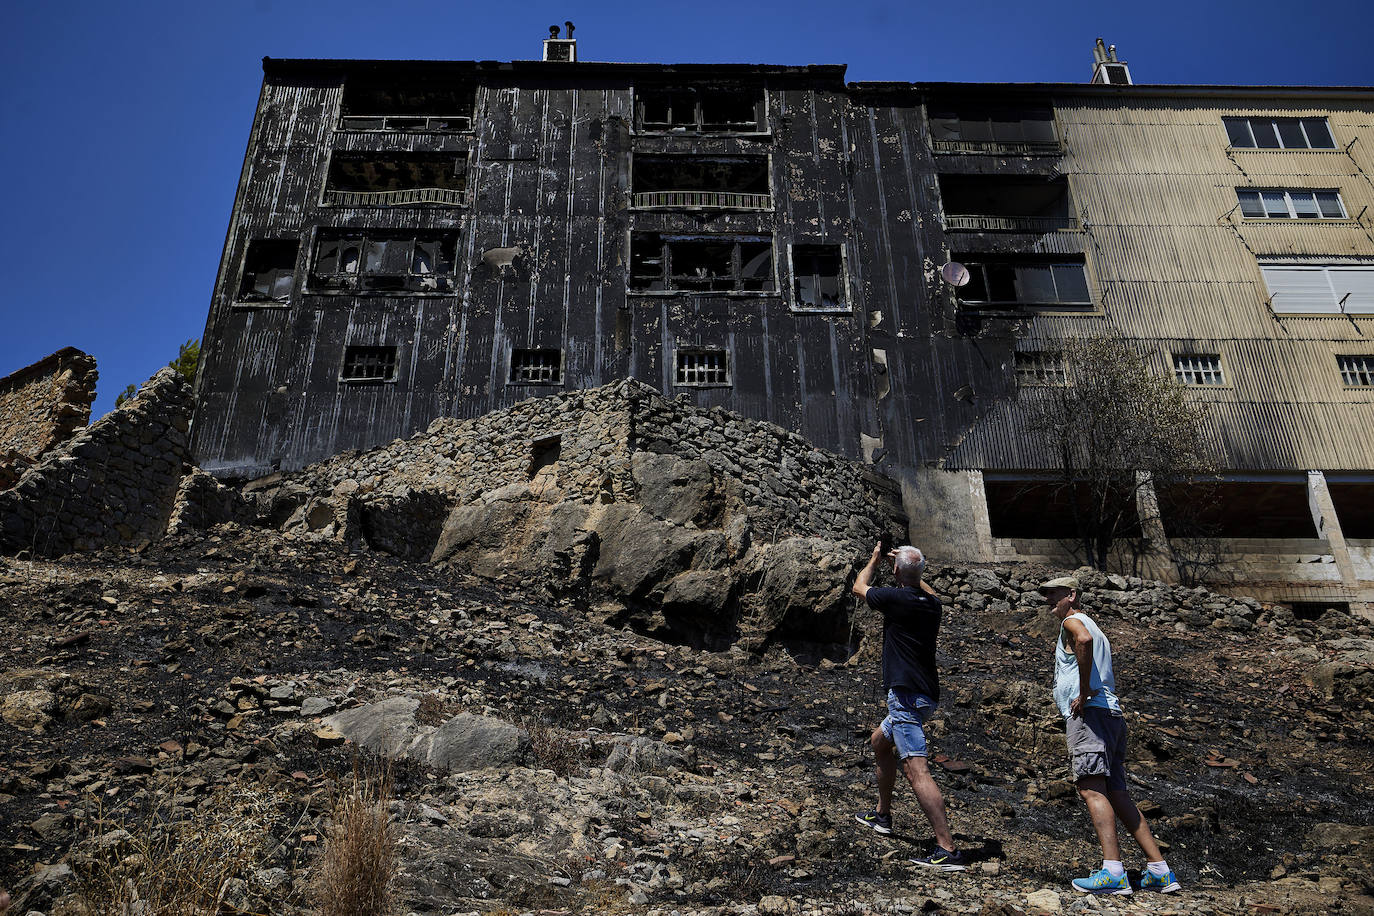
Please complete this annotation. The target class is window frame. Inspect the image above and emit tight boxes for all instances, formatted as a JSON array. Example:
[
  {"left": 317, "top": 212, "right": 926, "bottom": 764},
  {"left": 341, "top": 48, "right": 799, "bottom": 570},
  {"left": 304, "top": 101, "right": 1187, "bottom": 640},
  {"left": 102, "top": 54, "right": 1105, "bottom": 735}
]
[
  {"left": 507, "top": 348, "right": 565, "bottom": 386},
  {"left": 632, "top": 87, "right": 769, "bottom": 136},
  {"left": 321, "top": 150, "right": 469, "bottom": 208},
  {"left": 1336, "top": 355, "right": 1374, "bottom": 388},
  {"left": 1259, "top": 262, "right": 1374, "bottom": 316},
  {"left": 628, "top": 232, "right": 778, "bottom": 296},
  {"left": 788, "top": 243, "right": 850, "bottom": 313},
  {"left": 673, "top": 347, "right": 732, "bottom": 388},
  {"left": 234, "top": 238, "right": 300, "bottom": 307},
  {"left": 953, "top": 255, "right": 1094, "bottom": 312},
  {"left": 307, "top": 229, "right": 460, "bottom": 295},
  {"left": 1223, "top": 116, "right": 1337, "bottom": 150},
  {"left": 339, "top": 345, "right": 400, "bottom": 384},
  {"left": 1236, "top": 188, "right": 1348, "bottom": 220},
  {"left": 1170, "top": 353, "right": 1227, "bottom": 388}
]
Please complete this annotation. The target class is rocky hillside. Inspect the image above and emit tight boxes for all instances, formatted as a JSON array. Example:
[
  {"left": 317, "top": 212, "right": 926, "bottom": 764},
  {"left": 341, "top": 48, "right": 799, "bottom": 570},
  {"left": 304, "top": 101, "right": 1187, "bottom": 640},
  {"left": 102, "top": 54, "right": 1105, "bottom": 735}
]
[{"left": 2, "top": 521, "right": 1372, "bottom": 916}]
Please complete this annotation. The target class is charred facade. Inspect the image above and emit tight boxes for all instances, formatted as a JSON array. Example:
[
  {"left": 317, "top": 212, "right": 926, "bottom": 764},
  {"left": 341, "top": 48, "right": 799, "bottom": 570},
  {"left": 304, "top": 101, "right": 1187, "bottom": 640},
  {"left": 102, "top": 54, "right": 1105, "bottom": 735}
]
[{"left": 192, "top": 45, "right": 1374, "bottom": 606}]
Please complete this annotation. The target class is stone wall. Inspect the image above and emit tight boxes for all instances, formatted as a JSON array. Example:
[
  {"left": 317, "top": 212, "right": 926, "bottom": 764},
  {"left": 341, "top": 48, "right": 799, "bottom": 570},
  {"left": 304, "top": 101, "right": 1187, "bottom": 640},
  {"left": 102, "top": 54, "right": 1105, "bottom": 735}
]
[
  {"left": 0, "top": 368, "right": 192, "bottom": 557},
  {"left": 0, "top": 348, "right": 98, "bottom": 490}
]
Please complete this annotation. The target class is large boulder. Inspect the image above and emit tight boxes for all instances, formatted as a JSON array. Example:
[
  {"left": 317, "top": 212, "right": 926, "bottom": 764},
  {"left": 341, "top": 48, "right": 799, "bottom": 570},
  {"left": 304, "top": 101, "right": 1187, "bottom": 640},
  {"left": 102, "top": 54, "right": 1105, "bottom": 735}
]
[
  {"left": 739, "top": 537, "right": 858, "bottom": 645},
  {"left": 630, "top": 452, "right": 721, "bottom": 525},
  {"left": 411, "top": 713, "right": 527, "bottom": 773},
  {"left": 323, "top": 696, "right": 424, "bottom": 757}
]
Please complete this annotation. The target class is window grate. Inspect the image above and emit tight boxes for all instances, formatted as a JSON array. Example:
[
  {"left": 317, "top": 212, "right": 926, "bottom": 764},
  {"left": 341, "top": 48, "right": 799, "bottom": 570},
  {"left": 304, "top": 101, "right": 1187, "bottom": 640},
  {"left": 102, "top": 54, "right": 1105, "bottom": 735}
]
[
  {"left": 1338, "top": 355, "right": 1374, "bottom": 387},
  {"left": 675, "top": 349, "right": 730, "bottom": 386},
  {"left": 341, "top": 346, "right": 397, "bottom": 382},
  {"left": 510, "top": 349, "right": 563, "bottom": 384},
  {"left": 1173, "top": 354, "right": 1225, "bottom": 386},
  {"left": 1014, "top": 351, "right": 1067, "bottom": 386}
]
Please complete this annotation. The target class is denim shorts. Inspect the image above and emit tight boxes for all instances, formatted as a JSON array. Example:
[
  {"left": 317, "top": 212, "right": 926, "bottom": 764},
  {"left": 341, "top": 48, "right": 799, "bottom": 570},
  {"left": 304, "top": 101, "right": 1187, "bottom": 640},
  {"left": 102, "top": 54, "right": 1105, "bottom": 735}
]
[{"left": 880, "top": 688, "right": 936, "bottom": 760}]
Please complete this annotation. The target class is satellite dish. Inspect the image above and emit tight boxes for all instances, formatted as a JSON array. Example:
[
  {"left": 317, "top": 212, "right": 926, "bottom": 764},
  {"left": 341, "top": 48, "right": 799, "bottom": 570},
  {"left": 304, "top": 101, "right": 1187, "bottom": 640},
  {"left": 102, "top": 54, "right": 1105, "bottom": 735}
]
[{"left": 941, "top": 262, "right": 970, "bottom": 287}]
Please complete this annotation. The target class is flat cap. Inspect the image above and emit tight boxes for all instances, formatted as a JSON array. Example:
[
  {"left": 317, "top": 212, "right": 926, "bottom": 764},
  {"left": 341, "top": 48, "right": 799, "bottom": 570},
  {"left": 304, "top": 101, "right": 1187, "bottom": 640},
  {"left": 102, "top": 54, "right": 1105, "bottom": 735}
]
[{"left": 1039, "top": 575, "right": 1080, "bottom": 592}]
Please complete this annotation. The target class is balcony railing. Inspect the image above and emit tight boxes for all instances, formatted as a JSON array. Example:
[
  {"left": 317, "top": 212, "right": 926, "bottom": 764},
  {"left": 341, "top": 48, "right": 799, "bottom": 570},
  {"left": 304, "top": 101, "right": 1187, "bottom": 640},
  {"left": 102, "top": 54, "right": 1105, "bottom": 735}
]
[
  {"left": 632, "top": 190, "right": 773, "bottom": 210},
  {"left": 932, "top": 139, "right": 1063, "bottom": 156},
  {"left": 324, "top": 187, "right": 467, "bottom": 207},
  {"left": 944, "top": 214, "right": 1078, "bottom": 233}
]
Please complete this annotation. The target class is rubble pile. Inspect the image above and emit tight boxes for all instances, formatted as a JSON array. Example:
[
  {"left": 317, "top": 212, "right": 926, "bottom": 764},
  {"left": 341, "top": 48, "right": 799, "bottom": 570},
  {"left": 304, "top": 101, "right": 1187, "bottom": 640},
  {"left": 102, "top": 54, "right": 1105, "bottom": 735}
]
[{"left": 1, "top": 525, "right": 1372, "bottom": 916}]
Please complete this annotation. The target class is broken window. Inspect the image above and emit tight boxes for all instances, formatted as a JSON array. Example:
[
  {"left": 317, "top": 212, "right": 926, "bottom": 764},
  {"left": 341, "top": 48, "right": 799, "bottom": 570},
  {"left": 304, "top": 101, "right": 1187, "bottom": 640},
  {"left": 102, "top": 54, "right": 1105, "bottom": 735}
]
[
  {"left": 630, "top": 234, "right": 775, "bottom": 294},
  {"left": 237, "top": 239, "right": 298, "bottom": 303},
  {"left": 1172, "top": 354, "right": 1225, "bottom": 386},
  {"left": 674, "top": 349, "right": 730, "bottom": 387},
  {"left": 1224, "top": 116, "right": 1335, "bottom": 150},
  {"left": 1013, "top": 351, "right": 1067, "bottom": 386},
  {"left": 939, "top": 175, "right": 1075, "bottom": 231},
  {"left": 339, "top": 77, "right": 475, "bottom": 132},
  {"left": 325, "top": 152, "right": 467, "bottom": 206},
  {"left": 928, "top": 104, "right": 1057, "bottom": 150},
  {"left": 637, "top": 87, "right": 764, "bottom": 133},
  {"left": 340, "top": 345, "right": 398, "bottom": 383},
  {"left": 311, "top": 231, "right": 458, "bottom": 292},
  {"left": 509, "top": 348, "right": 563, "bottom": 385},
  {"left": 791, "top": 244, "right": 845, "bottom": 311},
  {"left": 1337, "top": 355, "right": 1374, "bottom": 387},
  {"left": 632, "top": 156, "right": 771, "bottom": 209},
  {"left": 956, "top": 255, "right": 1091, "bottom": 309},
  {"left": 1260, "top": 263, "right": 1374, "bottom": 314},
  {"left": 1236, "top": 188, "right": 1345, "bottom": 220}
]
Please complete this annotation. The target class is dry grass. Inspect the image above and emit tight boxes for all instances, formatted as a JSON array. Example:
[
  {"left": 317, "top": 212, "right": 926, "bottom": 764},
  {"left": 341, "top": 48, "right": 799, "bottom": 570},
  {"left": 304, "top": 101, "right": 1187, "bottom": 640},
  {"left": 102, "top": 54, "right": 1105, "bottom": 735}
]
[
  {"left": 73, "top": 777, "right": 287, "bottom": 916},
  {"left": 525, "top": 719, "right": 587, "bottom": 777},
  {"left": 413, "top": 692, "right": 459, "bottom": 727},
  {"left": 311, "top": 763, "right": 396, "bottom": 916}
]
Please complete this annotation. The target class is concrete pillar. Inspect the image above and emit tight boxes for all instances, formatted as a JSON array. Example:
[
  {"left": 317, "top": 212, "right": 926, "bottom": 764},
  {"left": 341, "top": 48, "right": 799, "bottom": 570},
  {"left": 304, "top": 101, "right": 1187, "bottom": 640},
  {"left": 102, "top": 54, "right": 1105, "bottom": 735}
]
[
  {"left": 1308, "top": 470, "right": 1358, "bottom": 588},
  {"left": 902, "top": 468, "right": 996, "bottom": 564},
  {"left": 1134, "top": 471, "right": 1179, "bottom": 583}
]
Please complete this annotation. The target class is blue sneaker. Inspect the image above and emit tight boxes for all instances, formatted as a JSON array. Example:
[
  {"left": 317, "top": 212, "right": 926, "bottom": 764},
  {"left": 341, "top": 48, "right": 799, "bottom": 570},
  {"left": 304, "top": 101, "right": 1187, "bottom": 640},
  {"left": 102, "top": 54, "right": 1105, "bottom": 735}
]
[
  {"left": 853, "top": 810, "right": 892, "bottom": 835},
  {"left": 1139, "top": 869, "right": 1181, "bottom": 893},
  {"left": 1072, "top": 867, "right": 1132, "bottom": 895}
]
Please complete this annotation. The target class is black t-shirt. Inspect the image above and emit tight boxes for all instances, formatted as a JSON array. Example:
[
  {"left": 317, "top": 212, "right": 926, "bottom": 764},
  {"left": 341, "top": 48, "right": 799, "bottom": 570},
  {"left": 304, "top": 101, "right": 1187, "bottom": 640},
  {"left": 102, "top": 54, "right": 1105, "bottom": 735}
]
[{"left": 865, "top": 586, "right": 942, "bottom": 700}]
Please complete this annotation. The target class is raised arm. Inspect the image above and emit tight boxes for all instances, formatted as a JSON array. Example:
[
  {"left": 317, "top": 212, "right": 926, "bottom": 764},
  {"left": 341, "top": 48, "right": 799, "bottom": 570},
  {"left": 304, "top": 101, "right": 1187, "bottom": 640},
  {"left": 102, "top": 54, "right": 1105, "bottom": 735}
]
[{"left": 852, "top": 543, "right": 885, "bottom": 600}]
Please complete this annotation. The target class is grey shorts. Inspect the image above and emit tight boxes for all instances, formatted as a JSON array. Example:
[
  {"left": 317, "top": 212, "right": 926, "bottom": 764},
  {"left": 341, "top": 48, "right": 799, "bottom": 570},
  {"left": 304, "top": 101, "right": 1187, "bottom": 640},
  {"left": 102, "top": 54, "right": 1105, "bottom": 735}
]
[{"left": 1065, "top": 706, "right": 1128, "bottom": 791}]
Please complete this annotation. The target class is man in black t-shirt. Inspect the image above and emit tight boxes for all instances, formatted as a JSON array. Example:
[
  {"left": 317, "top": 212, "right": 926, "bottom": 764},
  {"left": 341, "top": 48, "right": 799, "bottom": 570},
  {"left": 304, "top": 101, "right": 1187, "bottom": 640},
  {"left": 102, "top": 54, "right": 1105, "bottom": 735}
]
[{"left": 851, "top": 543, "right": 967, "bottom": 871}]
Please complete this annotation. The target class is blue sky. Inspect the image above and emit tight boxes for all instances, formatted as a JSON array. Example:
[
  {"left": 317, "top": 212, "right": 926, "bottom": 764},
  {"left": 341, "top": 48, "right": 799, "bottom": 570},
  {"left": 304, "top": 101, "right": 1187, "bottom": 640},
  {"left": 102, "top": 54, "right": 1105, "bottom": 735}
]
[{"left": 3, "top": 0, "right": 1372, "bottom": 416}]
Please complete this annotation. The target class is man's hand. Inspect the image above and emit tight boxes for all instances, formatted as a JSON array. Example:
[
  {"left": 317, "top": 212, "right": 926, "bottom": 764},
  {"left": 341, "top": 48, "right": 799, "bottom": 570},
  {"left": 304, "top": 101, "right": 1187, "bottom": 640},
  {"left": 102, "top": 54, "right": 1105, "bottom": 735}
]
[
  {"left": 1068, "top": 690, "right": 1098, "bottom": 718},
  {"left": 853, "top": 543, "right": 885, "bottom": 600}
]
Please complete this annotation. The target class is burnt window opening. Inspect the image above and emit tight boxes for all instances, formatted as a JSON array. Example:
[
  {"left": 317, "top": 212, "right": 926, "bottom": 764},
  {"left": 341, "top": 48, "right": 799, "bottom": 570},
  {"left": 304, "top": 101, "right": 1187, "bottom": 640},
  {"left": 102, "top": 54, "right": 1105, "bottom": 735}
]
[
  {"left": 529, "top": 435, "right": 562, "bottom": 478},
  {"left": 791, "top": 244, "right": 846, "bottom": 311},
  {"left": 630, "top": 233, "right": 775, "bottom": 294},
  {"left": 340, "top": 345, "right": 398, "bottom": 383},
  {"left": 939, "top": 175, "right": 1075, "bottom": 232},
  {"left": 237, "top": 239, "right": 298, "bottom": 303},
  {"left": 509, "top": 348, "right": 563, "bottom": 385},
  {"left": 325, "top": 152, "right": 467, "bottom": 207},
  {"left": 1224, "top": 116, "right": 1335, "bottom": 150},
  {"left": 928, "top": 104, "right": 1057, "bottom": 150},
  {"left": 339, "top": 77, "right": 476, "bottom": 132},
  {"left": 1014, "top": 351, "right": 1068, "bottom": 386},
  {"left": 631, "top": 156, "right": 771, "bottom": 210},
  {"left": 675, "top": 349, "right": 731, "bottom": 387},
  {"left": 311, "top": 232, "right": 458, "bottom": 293},
  {"left": 637, "top": 88, "right": 764, "bottom": 134},
  {"left": 955, "top": 255, "right": 1091, "bottom": 309}
]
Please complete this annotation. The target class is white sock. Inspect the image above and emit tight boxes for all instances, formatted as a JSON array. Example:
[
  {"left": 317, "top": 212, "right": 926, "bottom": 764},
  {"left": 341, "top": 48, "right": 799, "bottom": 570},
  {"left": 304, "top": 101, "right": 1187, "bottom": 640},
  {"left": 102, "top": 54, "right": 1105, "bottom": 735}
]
[
  {"left": 1102, "top": 860, "right": 1124, "bottom": 877},
  {"left": 1147, "top": 860, "right": 1170, "bottom": 876}
]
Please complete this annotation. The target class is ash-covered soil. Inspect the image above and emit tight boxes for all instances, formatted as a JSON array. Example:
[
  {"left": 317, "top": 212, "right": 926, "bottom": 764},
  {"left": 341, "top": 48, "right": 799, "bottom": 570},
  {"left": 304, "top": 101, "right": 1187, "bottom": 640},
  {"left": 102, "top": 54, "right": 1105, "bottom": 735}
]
[{"left": 2, "top": 525, "right": 1372, "bottom": 916}]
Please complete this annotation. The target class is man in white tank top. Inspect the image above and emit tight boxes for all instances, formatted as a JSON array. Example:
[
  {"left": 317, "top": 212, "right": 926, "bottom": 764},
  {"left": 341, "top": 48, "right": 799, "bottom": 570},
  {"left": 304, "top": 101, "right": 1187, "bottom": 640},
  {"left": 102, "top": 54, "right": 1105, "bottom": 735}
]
[{"left": 1041, "top": 575, "right": 1181, "bottom": 896}]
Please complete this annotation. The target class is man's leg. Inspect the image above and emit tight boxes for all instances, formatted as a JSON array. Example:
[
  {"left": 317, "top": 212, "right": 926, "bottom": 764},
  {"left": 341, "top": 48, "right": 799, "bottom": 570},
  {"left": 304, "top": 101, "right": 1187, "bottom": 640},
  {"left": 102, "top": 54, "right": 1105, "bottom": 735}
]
[
  {"left": 901, "top": 755, "right": 956, "bottom": 851},
  {"left": 871, "top": 726, "right": 897, "bottom": 815},
  {"left": 1076, "top": 775, "right": 1122, "bottom": 861},
  {"left": 1107, "top": 790, "right": 1164, "bottom": 861}
]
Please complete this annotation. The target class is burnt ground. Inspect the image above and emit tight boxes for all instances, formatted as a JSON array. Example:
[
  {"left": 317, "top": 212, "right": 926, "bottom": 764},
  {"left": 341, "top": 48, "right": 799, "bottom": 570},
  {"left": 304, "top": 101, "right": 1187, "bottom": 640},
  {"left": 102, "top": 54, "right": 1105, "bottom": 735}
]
[{"left": 2, "top": 524, "right": 1372, "bottom": 916}]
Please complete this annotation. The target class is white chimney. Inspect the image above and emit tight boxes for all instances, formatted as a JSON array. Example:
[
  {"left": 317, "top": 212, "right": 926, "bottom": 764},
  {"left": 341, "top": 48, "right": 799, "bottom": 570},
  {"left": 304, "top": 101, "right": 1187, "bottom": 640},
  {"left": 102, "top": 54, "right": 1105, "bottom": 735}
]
[{"left": 1091, "top": 38, "right": 1132, "bottom": 85}]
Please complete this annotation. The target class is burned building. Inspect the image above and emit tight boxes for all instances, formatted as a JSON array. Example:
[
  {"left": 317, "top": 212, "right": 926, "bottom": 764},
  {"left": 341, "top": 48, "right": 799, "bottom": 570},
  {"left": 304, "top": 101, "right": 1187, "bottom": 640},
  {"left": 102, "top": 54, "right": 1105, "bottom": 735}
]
[{"left": 193, "top": 33, "right": 1374, "bottom": 607}]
